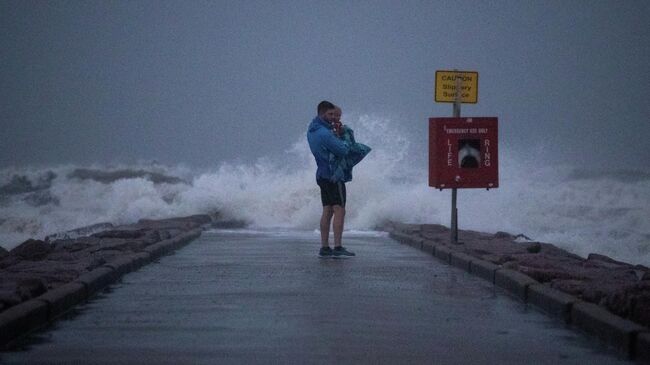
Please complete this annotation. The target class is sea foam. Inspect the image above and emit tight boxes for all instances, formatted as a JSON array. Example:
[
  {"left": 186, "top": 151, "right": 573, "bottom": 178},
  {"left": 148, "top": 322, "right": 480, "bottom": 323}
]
[{"left": 1, "top": 114, "right": 648, "bottom": 265}]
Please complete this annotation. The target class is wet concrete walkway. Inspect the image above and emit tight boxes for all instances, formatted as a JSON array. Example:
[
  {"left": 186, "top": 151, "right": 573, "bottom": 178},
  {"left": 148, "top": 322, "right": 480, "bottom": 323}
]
[{"left": 0, "top": 230, "right": 631, "bottom": 364}]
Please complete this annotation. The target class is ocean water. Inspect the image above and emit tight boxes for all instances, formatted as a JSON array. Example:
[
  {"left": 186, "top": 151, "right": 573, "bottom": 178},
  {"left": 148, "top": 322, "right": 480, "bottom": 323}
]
[{"left": 1, "top": 115, "right": 648, "bottom": 266}]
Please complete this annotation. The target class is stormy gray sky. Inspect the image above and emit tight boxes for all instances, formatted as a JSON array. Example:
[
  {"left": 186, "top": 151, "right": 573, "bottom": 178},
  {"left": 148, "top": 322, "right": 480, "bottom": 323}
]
[{"left": 1, "top": 0, "right": 649, "bottom": 170}]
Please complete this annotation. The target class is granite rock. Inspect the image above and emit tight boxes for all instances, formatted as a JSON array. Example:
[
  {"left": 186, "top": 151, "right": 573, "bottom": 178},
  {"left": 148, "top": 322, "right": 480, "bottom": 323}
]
[
  {"left": 10, "top": 239, "right": 52, "bottom": 260},
  {"left": 0, "top": 214, "right": 211, "bottom": 316},
  {"left": 526, "top": 242, "right": 542, "bottom": 253},
  {"left": 45, "top": 222, "right": 114, "bottom": 242},
  {"left": 384, "top": 221, "right": 650, "bottom": 328},
  {"left": 15, "top": 278, "right": 47, "bottom": 300},
  {"left": 92, "top": 229, "right": 146, "bottom": 239},
  {"left": 0, "top": 288, "right": 21, "bottom": 310}
]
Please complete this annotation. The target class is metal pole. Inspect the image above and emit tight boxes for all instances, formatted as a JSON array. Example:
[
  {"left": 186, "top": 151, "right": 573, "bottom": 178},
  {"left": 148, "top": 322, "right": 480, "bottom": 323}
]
[
  {"left": 451, "top": 188, "right": 458, "bottom": 243},
  {"left": 451, "top": 71, "right": 461, "bottom": 244}
]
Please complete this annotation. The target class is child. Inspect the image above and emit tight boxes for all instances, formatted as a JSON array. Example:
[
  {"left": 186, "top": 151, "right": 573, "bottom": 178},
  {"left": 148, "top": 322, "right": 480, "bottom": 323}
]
[{"left": 328, "top": 107, "right": 371, "bottom": 183}]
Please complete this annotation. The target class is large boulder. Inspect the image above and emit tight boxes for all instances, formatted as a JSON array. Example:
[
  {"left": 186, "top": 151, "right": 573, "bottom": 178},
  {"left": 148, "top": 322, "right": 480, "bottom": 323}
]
[
  {"left": 212, "top": 219, "right": 247, "bottom": 229},
  {"left": 134, "top": 214, "right": 212, "bottom": 231},
  {"left": 89, "top": 229, "right": 162, "bottom": 251},
  {"left": 493, "top": 231, "right": 514, "bottom": 239},
  {"left": 631, "top": 291, "right": 650, "bottom": 327},
  {"left": 10, "top": 239, "right": 52, "bottom": 260},
  {"left": 420, "top": 224, "right": 448, "bottom": 239},
  {"left": 89, "top": 238, "right": 149, "bottom": 253},
  {"left": 603, "top": 281, "right": 650, "bottom": 327},
  {"left": 45, "top": 222, "right": 114, "bottom": 242},
  {"left": 92, "top": 229, "right": 146, "bottom": 239},
  {"left": 586, "top": 253, "right": 634, "bottom": 270},
  {"left": 50, "top": 238, "right": 97, "bottom": 253},
  {"left": 0, "top": 288, "right": 21, "bottom": 311},
  {"left": 15, "top": 278, "right": 47, "bottom": 300},
  {"left": 0, "top": 255, "right": 20, "bottom": 269},
  {"left": 4, "top": 260, "right": 89, "bottom": 287}
]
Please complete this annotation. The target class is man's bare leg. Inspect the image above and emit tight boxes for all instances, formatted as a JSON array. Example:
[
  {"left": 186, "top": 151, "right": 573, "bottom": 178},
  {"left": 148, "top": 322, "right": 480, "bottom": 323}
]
[
  {"left": 333, "top": 205, "right": 345, "bottom": 247},
  {"left": 320, "top": 206, "right": 334, "bottom": 247}
]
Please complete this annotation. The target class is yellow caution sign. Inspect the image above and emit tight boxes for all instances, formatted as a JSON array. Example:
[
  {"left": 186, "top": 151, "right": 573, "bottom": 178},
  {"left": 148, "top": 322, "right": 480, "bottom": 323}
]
[{"left": 435, "top": 70, "right": 478, "bottom": 104}]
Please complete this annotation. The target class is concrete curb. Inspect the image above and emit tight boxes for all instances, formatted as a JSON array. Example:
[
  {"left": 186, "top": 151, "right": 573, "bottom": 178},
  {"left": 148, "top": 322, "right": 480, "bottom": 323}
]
[
  {"left": 636, "top": 332, "right": 650, "bottom": 364},
  {"left": 35, "top": 282, "right": 86, "bottom": 320},
  {"left": 469, "top": 259, "right": 499, "bottom": 284},
  {"left": 450, "top": 251, "right": 474, "bottom": 272},
  {"left": 494, "top": 268, "right": 538, "bottom": 301},
  {"left": 131, "top": 252, "right": 151, "bottom": 270},
  {"left": 387, "top": 231, "right": 405, "bottom": 243},
  {"left": 144, "top": 239, "right": 174, "bottom": 259},
  {"left": 0, "top": 299, "right": 48, "bottom": 348},
  {"left": 434, "top": 245, "right": 452, "bottom": 263},
  {"left": 421, "top": 240, "right": 437, "bottom": 255},
  {"left": 388, "top": 230, "right": 650, "bottom": 362},
  {"left": 388, "top": 231, "right": 421, "bottom": 247},
  {"left": 527, "top": 284, "right": 577, "bottom": 323},
  {"left": 142, "top": 229, "right": 200, "bottom": 259},
  {"left": 571, "top": 301, "right": 647, "bottom": 359},
  {"left": 179, "top": 229, "right": 202, "bottom": 246},
  {"left": 408, "top": 238, "right": 424, "bottom": 250},
  {"left": 0, "top": 228, "right": 203, "bottom": 350},
  {"left": 103, "top": 255, "right": 138, "bottom": 276},
  {"left": 74, "top": 267, "right": 120, "bottom": 298}
]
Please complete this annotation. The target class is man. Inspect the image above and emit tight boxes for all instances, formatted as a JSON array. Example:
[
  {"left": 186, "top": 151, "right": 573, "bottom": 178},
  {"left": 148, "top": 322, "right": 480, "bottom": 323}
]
[{"left": 307, "top": 101, "right": 356, "bottom": 259}]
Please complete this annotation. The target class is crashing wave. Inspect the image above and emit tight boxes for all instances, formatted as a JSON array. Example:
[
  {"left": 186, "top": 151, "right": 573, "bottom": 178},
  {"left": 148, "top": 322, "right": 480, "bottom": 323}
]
[
  {"left": 67, "top": 168, "right": 187, "bottom": 185},
  {"left": 0, "top": 114, "right": 648, "bottom": 266}
]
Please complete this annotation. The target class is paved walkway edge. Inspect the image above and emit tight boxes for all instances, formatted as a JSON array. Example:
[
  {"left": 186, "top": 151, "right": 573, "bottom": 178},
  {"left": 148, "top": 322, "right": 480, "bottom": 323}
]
[
  {"left": 388, "top": 230, "right": 650, "bottom": 363},
  {"left": 0, "top": 228, "right": 204, "bottom": 350}
]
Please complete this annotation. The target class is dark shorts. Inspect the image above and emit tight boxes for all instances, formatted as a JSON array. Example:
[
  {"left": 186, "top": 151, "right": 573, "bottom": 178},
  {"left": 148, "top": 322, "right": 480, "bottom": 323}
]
[{"left": 317, "top": 179, "right": 346, "bottom": 207}]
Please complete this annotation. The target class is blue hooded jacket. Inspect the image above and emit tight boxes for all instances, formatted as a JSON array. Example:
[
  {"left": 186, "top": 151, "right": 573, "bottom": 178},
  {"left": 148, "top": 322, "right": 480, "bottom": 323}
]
[
  {"left": 307, "top": 116, "right": 371, "bottom": 182},
  {"left": 328, "top": 126, "right": 371, "bottom": 183}
]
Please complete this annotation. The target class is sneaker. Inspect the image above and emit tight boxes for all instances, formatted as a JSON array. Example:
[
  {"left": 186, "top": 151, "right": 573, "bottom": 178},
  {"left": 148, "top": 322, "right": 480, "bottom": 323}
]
[
  {"left": 332, "top": 246, "right": 355, "bottom": 258},
  {"left": 318, "top": 246, "right": 333, "bottom": 258}
]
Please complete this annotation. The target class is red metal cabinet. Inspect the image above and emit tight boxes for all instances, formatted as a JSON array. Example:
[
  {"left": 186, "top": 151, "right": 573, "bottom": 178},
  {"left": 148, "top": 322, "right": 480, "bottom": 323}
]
[{"left": 429, "top": 117, "right": 498, "bottom": 189}]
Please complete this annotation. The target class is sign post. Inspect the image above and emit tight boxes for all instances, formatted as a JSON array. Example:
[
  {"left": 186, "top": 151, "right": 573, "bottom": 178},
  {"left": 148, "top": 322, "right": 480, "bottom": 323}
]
[
  {"left": 432, "top": 69, "right": 497, "bottom": 245},
  {"left": 451, "top": 74, "right": 461, "bottom": 244}
]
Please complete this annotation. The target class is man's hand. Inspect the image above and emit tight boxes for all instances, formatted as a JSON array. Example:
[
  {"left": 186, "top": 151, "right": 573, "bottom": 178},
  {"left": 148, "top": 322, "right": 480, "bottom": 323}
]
[{"left": 331, "top": 120, "right": 344, "bottom": 137}]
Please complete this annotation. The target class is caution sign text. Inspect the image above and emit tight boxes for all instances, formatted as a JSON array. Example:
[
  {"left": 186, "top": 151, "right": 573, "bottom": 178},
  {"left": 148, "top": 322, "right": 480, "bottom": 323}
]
[{"left": 435, "top": 70, "right": 478, "bottom": 104}]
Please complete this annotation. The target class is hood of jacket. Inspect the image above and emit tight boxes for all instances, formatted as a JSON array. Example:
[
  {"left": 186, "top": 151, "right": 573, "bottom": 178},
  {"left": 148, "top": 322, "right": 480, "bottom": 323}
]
[
  {"left": 307, "top": 116, "right": 350, "bottom": 181},
  {"left": 308, "top": 116, "right": 329, "bottom": 133}
]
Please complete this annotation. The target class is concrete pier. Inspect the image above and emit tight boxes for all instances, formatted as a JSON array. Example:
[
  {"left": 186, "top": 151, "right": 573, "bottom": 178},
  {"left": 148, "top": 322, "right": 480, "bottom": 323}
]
[{"left": 0, "top": 230, "right": 631, "bottom": 364}]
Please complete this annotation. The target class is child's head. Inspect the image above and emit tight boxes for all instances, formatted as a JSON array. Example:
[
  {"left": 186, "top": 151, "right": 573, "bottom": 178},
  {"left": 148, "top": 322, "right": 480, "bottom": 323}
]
[
  {"left": 330, "top": 106, "right": 343, "bottom": 136},
  {"left": 332, "top": 106, "right": 342, "bottom": 124}
]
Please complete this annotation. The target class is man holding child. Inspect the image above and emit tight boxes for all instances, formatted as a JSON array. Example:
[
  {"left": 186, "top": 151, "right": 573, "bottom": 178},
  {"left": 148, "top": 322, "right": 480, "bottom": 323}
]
[{"left": 307, "top": 101, "right": 371, "bottom": 259}]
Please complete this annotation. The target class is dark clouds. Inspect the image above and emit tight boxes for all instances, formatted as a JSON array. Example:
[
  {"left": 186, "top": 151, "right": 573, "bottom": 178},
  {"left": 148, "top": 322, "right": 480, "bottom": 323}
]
[{"left": 1, "top": 1, "right": 648, "bottom": 169}]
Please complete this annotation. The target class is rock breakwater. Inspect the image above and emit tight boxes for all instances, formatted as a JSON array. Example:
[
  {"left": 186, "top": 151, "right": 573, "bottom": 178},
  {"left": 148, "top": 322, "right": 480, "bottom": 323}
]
[
  {"left": 0, "top": 214, "right": 214, "bottom": 314},
  {"left": 384, "top": 221, "right": 650, "bottom": 328}
]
